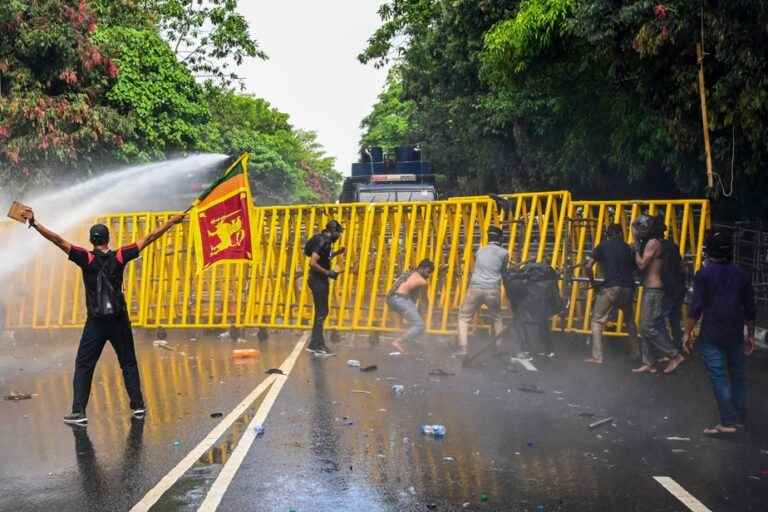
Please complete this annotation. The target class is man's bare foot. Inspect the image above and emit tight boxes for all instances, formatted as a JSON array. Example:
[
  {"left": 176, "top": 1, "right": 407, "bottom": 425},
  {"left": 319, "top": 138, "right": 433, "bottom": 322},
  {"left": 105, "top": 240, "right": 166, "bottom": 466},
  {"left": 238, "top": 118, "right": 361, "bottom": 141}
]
[
  {"left": 584, "top": 358, "right": 603, "bottom": 365},
  {"left": 703, "top": 424, "right": 738, "bottom": 434},
  {"left": 391, "top": 339, "right": 406, "bottom": 354},
  {"left": 632, "top": 364, "right": 657, "bottom": 373},
  {"left": 663, "top": 354, "right": 684, "bottom": 374}
]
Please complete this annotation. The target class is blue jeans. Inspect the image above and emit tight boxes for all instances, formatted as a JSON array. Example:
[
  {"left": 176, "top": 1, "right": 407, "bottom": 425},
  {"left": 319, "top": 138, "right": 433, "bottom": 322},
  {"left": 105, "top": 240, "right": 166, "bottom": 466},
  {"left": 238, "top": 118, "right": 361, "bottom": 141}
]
[
  {"left": 698, "top": 341, "right": 746, "bottom": 426},
  {"left": 387, "top": 294, "right": 424, "bottom": 343}
]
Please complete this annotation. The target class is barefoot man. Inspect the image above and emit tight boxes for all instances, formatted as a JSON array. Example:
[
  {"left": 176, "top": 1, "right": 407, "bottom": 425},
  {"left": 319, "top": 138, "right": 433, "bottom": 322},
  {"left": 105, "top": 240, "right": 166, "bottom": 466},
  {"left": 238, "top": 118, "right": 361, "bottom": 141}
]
[
  {"left": 632, "top": 214, "right": 685, "bottom": 374},
  {"left": 683, "top": 228, "right": 756, "bottom": 435},
  {"left": 386, "top": 259, "right": 435, "bottom": 353}
]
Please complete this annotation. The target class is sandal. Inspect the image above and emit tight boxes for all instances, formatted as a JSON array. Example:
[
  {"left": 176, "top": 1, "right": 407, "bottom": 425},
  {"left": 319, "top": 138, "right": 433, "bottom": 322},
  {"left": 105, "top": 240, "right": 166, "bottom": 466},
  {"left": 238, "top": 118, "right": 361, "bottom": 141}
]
[{"left": 632, "top": 365, "right": 657, "bottom": 374}]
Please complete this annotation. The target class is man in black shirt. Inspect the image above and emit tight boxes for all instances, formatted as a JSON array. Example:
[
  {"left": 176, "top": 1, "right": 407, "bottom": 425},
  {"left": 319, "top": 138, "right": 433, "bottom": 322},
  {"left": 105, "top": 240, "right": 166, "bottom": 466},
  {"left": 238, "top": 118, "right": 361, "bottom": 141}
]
[
  {"left": 304, "top": 220, "right": 344, "bottom": 356},
  {"left": 584, "top": 224, "right": 639, "bottom": 364},
  {"left": 25, "top": 209, "right": 184, "bottom": 424}
]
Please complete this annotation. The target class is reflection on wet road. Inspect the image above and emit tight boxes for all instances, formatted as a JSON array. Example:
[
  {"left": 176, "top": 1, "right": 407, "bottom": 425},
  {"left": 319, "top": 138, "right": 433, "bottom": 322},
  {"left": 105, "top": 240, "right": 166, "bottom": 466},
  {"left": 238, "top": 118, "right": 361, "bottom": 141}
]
[{"left": 1, "top": 329, "right": 767, "bottom": 511}]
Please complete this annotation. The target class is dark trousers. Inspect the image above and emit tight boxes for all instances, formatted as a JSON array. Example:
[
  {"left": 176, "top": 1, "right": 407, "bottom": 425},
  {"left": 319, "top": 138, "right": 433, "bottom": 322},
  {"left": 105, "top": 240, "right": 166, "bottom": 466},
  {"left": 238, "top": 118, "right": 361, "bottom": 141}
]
[
  {"left": 308, "top": 276, "right": 330, "bottom": 349},
  {"left": 72, "top": 314, "right": 144, "bottom": 414},
  {"left": 699, "top": 341, "right": 746, "bottom": 426},
  {"left": 661, "top": 295, "right": 683, "bottom": 351}
]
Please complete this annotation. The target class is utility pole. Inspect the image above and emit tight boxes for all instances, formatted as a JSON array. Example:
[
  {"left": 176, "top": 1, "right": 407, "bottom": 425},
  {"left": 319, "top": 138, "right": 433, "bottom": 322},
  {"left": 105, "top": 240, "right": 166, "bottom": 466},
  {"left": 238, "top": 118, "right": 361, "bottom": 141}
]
[{"left": 696, "top": 42, "right": 714, "bottom": 191}]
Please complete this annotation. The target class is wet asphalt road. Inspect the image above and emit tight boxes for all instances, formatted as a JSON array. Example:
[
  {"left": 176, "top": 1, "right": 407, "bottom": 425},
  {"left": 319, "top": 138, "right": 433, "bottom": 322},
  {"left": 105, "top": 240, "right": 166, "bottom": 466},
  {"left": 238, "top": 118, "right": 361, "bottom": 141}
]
[{"left": 1, "top": 328, "right": 767, "bottom": 511}]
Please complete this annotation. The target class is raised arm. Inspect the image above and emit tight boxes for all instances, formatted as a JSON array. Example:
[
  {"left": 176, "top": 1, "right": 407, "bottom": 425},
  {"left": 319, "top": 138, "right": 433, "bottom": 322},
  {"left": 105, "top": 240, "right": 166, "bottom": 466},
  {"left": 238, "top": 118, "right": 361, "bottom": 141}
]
[
  {"left": 135, "top": 214, "right": 185, "bottom": 252},
  {"left": 635, "top": 238, "right": 660, "bottom": 271},
  {"left": 27, "top": 212, "right": 72, "bottom": 255}
]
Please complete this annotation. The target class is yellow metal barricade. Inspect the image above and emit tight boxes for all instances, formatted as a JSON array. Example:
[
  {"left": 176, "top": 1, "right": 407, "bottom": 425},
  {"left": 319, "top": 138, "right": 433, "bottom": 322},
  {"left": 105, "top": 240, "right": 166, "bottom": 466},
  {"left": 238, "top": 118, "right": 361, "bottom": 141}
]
[
  {"left": 1, "top": 193, "right": 709, "bottom": 336},
  {"left": 556, "top": 199, "right": 710, "bottom": 336},
  {"left": 1, "top": 191, "right": 571, "bottom": 332}
]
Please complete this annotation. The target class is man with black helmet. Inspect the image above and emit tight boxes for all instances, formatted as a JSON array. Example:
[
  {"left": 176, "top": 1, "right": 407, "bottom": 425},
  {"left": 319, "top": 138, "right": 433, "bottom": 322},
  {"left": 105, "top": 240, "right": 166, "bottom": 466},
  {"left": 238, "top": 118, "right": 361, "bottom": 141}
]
[
  {"left": 24, "top": 210, "right": 185, "bottom": 424},
  {"left": 456, "top": 226, "right": 508, "bottom": 357},
  {"left": 632, "top": 214, "right": 685, "bottom": 374},
  {"left": 304, "top": 220, "right": 345, "bottom": 356},
  {"left": 683, "top": 228, "right": 756, "bottom": 434}
]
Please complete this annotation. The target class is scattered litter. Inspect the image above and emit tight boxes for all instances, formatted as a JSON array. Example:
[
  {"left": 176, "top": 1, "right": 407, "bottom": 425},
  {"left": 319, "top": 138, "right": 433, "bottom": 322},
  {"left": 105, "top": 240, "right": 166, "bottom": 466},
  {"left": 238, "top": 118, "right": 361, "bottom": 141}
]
[
  {"left": 254, "top": 425, "right": 265, "bottom": 437},
  {"left": 172, "top": 440, "right": 182, "bottom": 447},
  {"left": 408, "top": 486, "right": 416, "bottom": 495},
  {"left": 266, "top": 368, "right": 285, "bottom": 375},
  {"left": 427, "top": 504, "right": 437, "bottom": 510},
  {"left": 537, "top": 506, "right": 545, "bottom": 512},
  {"left": 666, "top": 436, "right": 691, "bottom": 442},
  {"left": 474, "top": 389, "right": 480, "bottom": 395},
  {"left": 392, "top": 384, "right": 405, "bottom": 395},
  {"left": 577, "top": 412, "right": 596, "bottom": 418},
  {"left": 389, "top": 352, "right": 402, "bottom": 356},
  {"left": 421, "top": 424, "right": 446, "bottom": 437},
  {"left": 480, "top": 494, "right": 489, "bottom": 502},
  {"left": 4, "top": 393, "right": 32, "bottom": 401},
  {"left": 152, "top": 339, "right": 168, "bottom": 347},
  {"left": 588, "top": 417, "right": 614, "bottom": 429},
  {"left": 518, "top": 384, "right": 545, "bottom": 394},
  {"left": 428, "top": 369, "right": 455, "bottom": 376},
  {"left": 344, "top": 420, "right": 354, "bottom": 426},
  {"left": 379, "top": 408, "right": 387, "bottom": 412},
  {"left": 188, "top": 337, "right": 198, "bottom": 342},
  {"left": 567, "top": 403, "right": 581, "bottom": 408},
  {"left": 761, "top": 450, "right": 768, "bottom": 456},
  {"left": 443, "top": 456, "right": 455, "bottom": 463},
  {"left": 232, "top": 349, "right": 259, "bottom": 359},
  {"left": 671, "top": 449, "right": 687, "bottom": 454},
  {"left": 462, "top": 503, "right": 470, "bottom": 508},
  {"left": 527, "top": 441, "right": 534, "bottom": 447},
  {"left": 347, "top": 359, "right": 361, "bottom": 367},
  {"left": 553, "top": 390, "right": 564, "bottom": 394},
  {"left": 385, "top": 377, "right": 397, "bottom": 381},
  {"left": 748, "top": 476, "right": 761, "bottom": 481},
  {"left": 210, "top": 412, "right": 223, "bottom": 418},
  {"left": 351, "top": 389, "right": 371, "bottom": 395},
  {"left": 360, "top": 365, "right": 378, "bottom": 372}
]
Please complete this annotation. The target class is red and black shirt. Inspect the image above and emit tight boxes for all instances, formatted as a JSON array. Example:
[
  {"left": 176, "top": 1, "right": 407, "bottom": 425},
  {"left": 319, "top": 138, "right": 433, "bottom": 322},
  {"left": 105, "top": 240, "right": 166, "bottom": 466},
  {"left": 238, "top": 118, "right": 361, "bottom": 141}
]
[{"left": 68, "top": 244, "right": 140, "bottom": 317}]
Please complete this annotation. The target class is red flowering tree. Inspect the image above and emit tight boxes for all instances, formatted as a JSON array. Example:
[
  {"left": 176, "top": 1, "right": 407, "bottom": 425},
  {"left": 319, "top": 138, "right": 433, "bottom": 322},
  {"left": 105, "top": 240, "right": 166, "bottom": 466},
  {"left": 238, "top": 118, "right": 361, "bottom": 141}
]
[{"left": 0, "top": 0, "right": 132, "bottom": 193}]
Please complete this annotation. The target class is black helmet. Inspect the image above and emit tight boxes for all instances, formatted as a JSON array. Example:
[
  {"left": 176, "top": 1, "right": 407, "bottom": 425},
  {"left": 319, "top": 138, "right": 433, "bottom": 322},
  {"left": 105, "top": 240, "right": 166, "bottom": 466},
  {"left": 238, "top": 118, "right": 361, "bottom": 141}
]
[
  {"left": 89, "top": 224, "right": 110, "bottom": 246},
  {"left": 632, "top": 214, "right": 662, "bottom": 240},
  {"left": 704, "top": 228, "right": 732, "bottom": 261},
  {"left": 325, "top": 219, "right": 343, "bottom": 234}
]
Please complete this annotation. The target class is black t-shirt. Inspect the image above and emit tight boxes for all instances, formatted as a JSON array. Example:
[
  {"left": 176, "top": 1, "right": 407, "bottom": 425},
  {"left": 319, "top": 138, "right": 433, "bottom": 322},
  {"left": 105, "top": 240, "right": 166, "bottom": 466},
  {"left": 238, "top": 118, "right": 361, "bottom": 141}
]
[
  {"left": 305, "top": 232, "right": 332, "bottom": 278},
  {"left": 69, "top": 244, "right": 140, "bottom": 317},
  {"left": 591, "top": 238, "right": 636, "bottom": 288}
]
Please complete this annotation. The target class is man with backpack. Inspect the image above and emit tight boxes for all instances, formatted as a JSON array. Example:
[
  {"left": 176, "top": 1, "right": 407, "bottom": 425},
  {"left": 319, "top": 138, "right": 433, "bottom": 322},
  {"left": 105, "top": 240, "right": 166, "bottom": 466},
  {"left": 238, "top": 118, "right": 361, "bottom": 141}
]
[
  {"left": 304, "top": 220, "right": 345, "bottom": 356},
  {"left": 25, "top": 210, "right": 185, "bottom": 424}
]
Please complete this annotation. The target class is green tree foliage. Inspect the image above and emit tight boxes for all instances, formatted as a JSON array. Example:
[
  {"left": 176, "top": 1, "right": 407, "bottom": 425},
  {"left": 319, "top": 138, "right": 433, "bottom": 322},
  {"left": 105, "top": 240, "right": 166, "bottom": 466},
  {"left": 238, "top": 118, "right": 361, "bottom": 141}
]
[
  {"left": 0, "top": 0, "right": 132, "bottom": 190},
  {"left": 0, "top": 0, "right": 340, "bottom": 203},
  {"left": 361, "top": 0, "right": 768, "bottom": 219},
  {"left": 359, "top": 68, "right": 416, "bottom": 156}
]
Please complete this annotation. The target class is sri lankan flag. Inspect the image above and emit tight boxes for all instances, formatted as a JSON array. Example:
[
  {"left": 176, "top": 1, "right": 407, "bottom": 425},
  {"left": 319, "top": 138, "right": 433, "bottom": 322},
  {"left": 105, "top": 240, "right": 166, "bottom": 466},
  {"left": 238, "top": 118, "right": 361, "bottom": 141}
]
[{"left": 191, "top": 153, "right": 255, "bottom": 272}]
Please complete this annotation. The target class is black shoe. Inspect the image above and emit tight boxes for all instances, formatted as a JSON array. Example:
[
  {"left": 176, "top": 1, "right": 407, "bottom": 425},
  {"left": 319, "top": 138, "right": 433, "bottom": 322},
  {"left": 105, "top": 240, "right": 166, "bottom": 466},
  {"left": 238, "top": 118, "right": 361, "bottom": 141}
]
[
  {"left": 132, "top": 408, "right": 146, "bottom": 419},
  {"left": 64, "top": 412, "right": 88, "bottom": 425},
  {"left": 313, "top": 346, "right": 335, "bottom": 357}
]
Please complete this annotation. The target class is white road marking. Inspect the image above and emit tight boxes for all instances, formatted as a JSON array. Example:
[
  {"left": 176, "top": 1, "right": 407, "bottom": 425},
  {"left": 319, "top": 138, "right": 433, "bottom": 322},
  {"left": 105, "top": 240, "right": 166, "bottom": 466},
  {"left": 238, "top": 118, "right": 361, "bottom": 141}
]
[
  {"left": 197, "top": 334, "right": 307, "bottom": 511},
  {"left": 510, "top": 357, "right": 538, "bottom": 372},
  {"left": 653, "top": 476, "right": 713, "bottom": 512},
  {"left": 129, "top": 334, "right": 307, "bottom": 512}
]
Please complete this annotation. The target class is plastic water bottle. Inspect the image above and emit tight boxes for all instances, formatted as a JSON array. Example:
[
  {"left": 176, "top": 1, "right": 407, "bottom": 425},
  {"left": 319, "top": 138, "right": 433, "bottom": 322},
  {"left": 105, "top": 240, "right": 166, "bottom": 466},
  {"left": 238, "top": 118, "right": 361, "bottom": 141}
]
[
  {"left": 421, "top": 424, "right": 446, "bottom": 437},
  {"left": 347, "top": 359, "right": 361, "bottom": 367},
  {"left": 254, "top": 424, "right": 265, "bottom": 437},
  {"left": 392, "top": 384, "right": 405, "bottom": 395}
]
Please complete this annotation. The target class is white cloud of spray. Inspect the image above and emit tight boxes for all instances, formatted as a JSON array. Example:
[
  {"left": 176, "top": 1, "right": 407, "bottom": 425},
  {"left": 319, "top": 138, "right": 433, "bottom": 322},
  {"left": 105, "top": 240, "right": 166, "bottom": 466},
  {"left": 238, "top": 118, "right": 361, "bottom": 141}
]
[{"left": 0, "top": 153, "right": 229, "bottom": 282}]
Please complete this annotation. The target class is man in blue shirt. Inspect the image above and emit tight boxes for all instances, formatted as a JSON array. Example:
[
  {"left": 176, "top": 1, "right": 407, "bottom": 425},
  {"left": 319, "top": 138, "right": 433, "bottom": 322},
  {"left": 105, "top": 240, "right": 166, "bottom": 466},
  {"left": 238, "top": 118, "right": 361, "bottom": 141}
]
[{"left": 683, "top": 228, "right": 756, "bottom": 434}]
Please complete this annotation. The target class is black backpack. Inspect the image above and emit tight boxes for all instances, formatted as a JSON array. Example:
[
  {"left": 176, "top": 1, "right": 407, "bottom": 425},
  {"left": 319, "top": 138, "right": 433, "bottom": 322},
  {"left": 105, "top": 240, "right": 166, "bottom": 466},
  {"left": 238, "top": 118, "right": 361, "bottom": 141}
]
[
  {"left": 304, "top": 233, "right": 327, "bottom": 257},
  {"left": 661, "top": 239, "right": 686, "bottom": 302},
  {"left": 503, "top": 262, "right": 564, "bottom": 320},
  {"left": 93, "top": 253, "right": 125, "bottom": 318}
]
